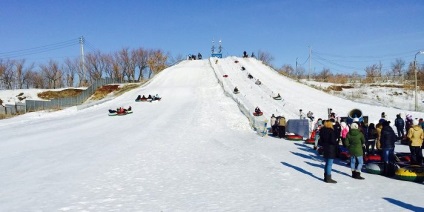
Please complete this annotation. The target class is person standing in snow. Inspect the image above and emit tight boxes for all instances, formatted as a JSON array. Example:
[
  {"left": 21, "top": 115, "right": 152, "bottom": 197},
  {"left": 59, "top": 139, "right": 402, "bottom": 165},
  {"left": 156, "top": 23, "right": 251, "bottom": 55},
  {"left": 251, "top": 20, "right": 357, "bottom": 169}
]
[
  {"left": 366, "top": 123, "right": 378, "bottom": 155},
  {"left": 345, "top": 123, "right": 366, "bottom": 180},
  {"left": 394, "top": 114, "right": 405, "bottom": 139},
  {"left": 405, "top": 114, "right": 413, "bottom": 133},
  {"left": 375, "top": 122, "right": 383, "bottom": 151},
  {"left": 270, "top": 114, "right": 276, "bottom": 135},
  {"left": 277, "top": 116, "right": 286, "bottom": 138},
  {"left": 320, "top": 120, "right": 338, "bottom": 183},
  {"left": 333, "top": 121, "right": 341, "bottom": 144},
  {"left": 313, "top": 118, "right": 323, "bottom": 150},
  {"left": 340, "top": 121, "right": 349, "bottom": 147},
  {"left": 407, "top": 119, "right": 424, "bottom": 165},
  {"left": 379, "top": 120, "right": 397, "bottom": 176}
]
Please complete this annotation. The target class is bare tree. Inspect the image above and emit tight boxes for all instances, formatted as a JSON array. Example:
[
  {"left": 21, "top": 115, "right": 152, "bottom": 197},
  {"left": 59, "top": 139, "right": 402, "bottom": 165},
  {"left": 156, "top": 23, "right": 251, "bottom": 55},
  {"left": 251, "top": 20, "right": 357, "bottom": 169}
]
[
  {"left": 365, "top": 64, "right": 382, "bottom": 83},
  {"left": 278, "top": 64, "right": 294, "bottom": 77},
  {"left": 147, "top": 49, "right": 168, "bottom": 78},
  {"left": 0, "top": 59, "right": 15, "bottom": 89},
  {"left": 257, "top": 50, "right": 274, "bottom": 66},
  {"left": 63, "top": 58, "right": 79, "bottom": 87},
  {"left": 40, "top": 60, "right": 63, "bottom": 89},
  {"left": 317, "top": 68, "right": 332, "bottom": 82},
  {"left": 133, "top": 48, "right": 148, "bottom": 81},
  {"left": 85, "top": 51, "right": 107, "bottom": 82},
  {"left": 391, "top": 58, "right": 405, "bottom": 78}
]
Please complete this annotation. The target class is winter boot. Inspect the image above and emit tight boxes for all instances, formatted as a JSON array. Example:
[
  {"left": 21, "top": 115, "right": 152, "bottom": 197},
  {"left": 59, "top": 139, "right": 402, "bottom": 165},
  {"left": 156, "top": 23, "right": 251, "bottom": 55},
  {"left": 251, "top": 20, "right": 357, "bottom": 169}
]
[
  {"left": 353, "top": 171, "right": 365, "bottom": 180},
  {"left": 325, "top": 175, "right": 337, "bottom": 183}
]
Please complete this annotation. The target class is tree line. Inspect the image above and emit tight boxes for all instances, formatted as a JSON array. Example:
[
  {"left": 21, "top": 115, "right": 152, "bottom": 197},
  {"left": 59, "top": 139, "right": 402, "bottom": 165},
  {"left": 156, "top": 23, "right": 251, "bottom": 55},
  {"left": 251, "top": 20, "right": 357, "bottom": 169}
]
[
  {"left": 277, "top": 58, "right": 424, "bottom": 86},
  {"left": 0, "top": 47, "right": 169, "bottom": 89}
]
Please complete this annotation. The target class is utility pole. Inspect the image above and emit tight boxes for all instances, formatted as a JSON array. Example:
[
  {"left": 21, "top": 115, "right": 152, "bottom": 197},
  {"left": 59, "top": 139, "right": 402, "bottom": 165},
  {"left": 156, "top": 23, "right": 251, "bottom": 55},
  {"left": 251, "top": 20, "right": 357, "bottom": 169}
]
[
  {"left": 308, "top": 46, "right": 311, "bottom": 80},
  {"left": 79, "top": 36, "right": 85, "bottom": 85},
  {"left": 414, "top": 51, "right": 424, "bottom": 111},
  {"left": 296, "top": 57, "right": 298, "bottom": 75}
]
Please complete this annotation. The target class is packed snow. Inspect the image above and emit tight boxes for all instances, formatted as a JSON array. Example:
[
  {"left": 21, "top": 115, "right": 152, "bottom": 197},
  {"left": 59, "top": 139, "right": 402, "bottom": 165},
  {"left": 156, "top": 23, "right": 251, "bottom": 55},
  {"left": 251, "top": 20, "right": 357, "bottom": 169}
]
[{"left": 1, "top": 57, "right": 423, "bottom": 211}]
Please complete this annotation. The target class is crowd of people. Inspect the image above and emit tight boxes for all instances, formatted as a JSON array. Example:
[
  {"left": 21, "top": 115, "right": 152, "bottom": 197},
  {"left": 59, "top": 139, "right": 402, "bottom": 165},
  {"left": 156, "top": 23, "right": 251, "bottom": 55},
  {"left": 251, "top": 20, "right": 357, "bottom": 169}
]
[{"left": 313, "top": 112, "right": 424, "bottom": 183}]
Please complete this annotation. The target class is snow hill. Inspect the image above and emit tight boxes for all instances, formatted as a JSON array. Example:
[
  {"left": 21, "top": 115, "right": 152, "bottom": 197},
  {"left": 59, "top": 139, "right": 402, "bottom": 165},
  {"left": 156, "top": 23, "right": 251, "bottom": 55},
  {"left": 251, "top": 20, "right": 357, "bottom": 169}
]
[{"left": 1, "top": 57, "right": 423, "bottom": 211}]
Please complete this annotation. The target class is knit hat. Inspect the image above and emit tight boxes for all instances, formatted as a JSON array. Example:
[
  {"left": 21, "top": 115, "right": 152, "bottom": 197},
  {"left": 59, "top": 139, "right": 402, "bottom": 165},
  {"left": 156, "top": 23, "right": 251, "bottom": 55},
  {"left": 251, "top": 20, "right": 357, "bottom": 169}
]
[
  {"left": 351, "top": 123, "right": 359, "bottom": 129},
  {"left": 413, "top": 119, "right": 419, "bottom": 126}
]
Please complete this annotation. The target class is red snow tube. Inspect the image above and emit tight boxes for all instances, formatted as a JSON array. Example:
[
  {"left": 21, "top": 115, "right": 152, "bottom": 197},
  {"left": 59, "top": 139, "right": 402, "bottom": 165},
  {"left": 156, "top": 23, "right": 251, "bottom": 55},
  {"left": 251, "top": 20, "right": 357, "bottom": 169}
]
[
  {"left": 338, "top": 151, "right": 350, "bottom": 160},
  {"left": 305, "top": 138, "right": 315, "bottom": 144},
  {"left": 305, "top": 131, "right": 316, "bottom": 144},
  {"left": 253, "top": 112, "right": 263, "bottom": 116},
  {"left": 365, "top": 154, "right": 382, "bottom": 163},
  {"left": 286, "top": 134, "right": 303, "bottom": 141},
  {"left": 396, "top": 152, "right": 411, "bottom": 162}
]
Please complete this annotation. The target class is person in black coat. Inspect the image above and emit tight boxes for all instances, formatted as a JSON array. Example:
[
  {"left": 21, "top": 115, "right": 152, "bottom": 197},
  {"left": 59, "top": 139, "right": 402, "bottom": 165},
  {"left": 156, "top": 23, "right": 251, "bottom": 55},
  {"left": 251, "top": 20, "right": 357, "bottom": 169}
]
[
  {"left": 394, "top": 114, "right": 405, "bottom": 139},
  {"left": 319, "top": 120, "right": 338, "bottom": 183},
  {"left": 379, "top": 120, "right": 397, "bottom": 176}
]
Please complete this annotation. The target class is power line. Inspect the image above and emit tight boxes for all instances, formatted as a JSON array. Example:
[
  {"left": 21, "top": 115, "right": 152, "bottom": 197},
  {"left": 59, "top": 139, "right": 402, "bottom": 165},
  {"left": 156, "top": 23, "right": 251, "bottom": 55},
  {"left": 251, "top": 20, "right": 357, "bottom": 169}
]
[{"left": 0, "top": 38, "right": 80, "bottom": 59}]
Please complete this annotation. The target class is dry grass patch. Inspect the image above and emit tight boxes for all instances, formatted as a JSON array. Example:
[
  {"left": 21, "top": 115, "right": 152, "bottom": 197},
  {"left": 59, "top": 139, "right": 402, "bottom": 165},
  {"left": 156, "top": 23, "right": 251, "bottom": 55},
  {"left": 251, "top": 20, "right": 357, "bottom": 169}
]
[
  {"left": 91, "top": 85, "right": 120, "bottom": 100},
  {"left": 38, "top": 89, "right": 84, "bottom": 100}
]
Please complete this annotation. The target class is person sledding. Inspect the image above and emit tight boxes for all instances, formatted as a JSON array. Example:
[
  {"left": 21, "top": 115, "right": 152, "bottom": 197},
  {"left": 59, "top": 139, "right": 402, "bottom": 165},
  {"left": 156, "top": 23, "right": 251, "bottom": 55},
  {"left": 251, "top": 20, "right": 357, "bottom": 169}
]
[
  {"left": 273, "top": 93, "right": 282, "bottom": 100},
  {"left": 255, "top": 79, "right": 261, "bottom": 85},
  {"left": 233, "top": 87, "right": 239, "bottom": 94},
  {"left": 253, "top": 107, "right": 263, "bottom": 116}
]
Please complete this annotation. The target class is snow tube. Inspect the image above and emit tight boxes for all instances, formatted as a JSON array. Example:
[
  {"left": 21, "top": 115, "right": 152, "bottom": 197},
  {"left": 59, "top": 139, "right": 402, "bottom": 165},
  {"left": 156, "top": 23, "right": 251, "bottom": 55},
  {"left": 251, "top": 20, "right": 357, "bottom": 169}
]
[
  {"left": 396, "top": 152, "right": 411, "bottom": 162},
  {"left": 365, "top": 154, "right": 381, "bottom": 163},
  {"left": 234, "top": 60, "right": 239, "bottom": 63},
  {"left": 233, "top": 91, "right": 240, "bottom": 94},
  {"left": 395, "top": 165, "right": 424, "bottom": 182},
  {"left": 365, "top": 162, "right": 384, "bottom": 175},
  {"left": 108, "top": 112, "right": 117, "bottom": 116},
  {"left": 305, "top": 138, "right": 315, "bottom": 144},
  {"left": 273, "top": 96, "right": 282, "bottom": 100},
  {"left": 337, "top": 146, "right": 350, "bottom": 160},
  {"left": 136, "top": 98, "right": 148, "bottom": 102},
  {"left": 223, "top": 74, "right": 228, "bottom": 77},
  {"left": 253, "top": 112, "right": 263, "bottom": 116},
  {"left": 286, "top": 134, "right": 303, "bottom": 141}
]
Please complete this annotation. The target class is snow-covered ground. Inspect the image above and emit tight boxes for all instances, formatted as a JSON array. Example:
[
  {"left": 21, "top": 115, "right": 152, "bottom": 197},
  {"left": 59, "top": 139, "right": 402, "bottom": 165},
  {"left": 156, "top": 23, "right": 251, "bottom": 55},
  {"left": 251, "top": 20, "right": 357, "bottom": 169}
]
[{"left": 1, "top": 57, "right": 423, "bottom": 211}]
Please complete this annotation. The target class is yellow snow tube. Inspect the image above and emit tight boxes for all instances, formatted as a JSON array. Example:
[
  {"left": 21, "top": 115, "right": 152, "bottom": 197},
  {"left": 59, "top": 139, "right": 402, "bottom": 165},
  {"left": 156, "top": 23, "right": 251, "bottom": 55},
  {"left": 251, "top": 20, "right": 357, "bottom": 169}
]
[{"left": 395, "top": 165, "right": 424, "bottom": 182}]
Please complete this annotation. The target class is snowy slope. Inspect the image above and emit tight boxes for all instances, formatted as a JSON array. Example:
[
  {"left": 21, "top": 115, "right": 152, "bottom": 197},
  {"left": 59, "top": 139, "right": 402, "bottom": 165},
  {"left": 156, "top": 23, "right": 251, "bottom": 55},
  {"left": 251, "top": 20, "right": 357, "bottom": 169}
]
[{"left": 0, "top": 58, "right": 423, "bottom": 211}]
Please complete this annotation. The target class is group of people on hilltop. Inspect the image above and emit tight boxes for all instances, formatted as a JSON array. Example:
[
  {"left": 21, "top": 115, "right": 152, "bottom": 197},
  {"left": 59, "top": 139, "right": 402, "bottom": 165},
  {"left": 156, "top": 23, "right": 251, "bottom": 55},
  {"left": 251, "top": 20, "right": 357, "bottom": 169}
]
[
  {"left": 242, "top": 51, "right": 255, "bottom": 58},
  {"left": 270, "top": 114, "right": 286, "bottom": 139},
  {"left": 188, "top": 53, "right": 202, "bottom": 60},
  {"left": 316, "top": 111, "right": 424, "bottom": 184}
]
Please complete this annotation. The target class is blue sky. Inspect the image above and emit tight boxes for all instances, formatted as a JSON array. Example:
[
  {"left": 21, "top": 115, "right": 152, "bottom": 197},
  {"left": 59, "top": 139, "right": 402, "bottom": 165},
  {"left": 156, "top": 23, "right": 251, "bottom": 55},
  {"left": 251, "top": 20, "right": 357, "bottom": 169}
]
[{"left": 1, "top": 0, "right": 423, "bottom": 75}]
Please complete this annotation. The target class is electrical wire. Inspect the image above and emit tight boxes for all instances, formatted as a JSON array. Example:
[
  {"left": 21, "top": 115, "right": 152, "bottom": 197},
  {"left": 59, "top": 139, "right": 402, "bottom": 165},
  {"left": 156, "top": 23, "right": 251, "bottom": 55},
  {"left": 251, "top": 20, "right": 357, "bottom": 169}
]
[{"left": 0, "top": 38, "right": 80, "bottom": 59}]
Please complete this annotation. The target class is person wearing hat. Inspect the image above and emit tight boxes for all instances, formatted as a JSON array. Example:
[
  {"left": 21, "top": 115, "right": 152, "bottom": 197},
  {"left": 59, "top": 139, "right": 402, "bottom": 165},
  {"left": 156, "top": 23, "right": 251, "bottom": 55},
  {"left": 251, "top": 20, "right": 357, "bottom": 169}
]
[
  {"left": 380, "top": 120, "right": 397, "bottom": 176},
  {"left": 345, "top": 122, "right": 366, "bottom": 180},
  {"left": 407, "top": 119, "right": 424, "bottom": 165}
]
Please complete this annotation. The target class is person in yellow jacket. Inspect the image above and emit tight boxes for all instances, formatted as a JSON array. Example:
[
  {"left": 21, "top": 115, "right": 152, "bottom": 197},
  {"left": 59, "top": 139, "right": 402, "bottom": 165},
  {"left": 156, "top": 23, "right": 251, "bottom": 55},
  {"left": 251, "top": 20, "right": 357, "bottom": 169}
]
[
  {"left": 278, "top": 116, "right": 286, "bottom": 139},
  {"left": 375, "top": 122, "right": 383, "bottom": 150},
  {"left": 407, "top": 119, "right": 424, "bottom": 165}
]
